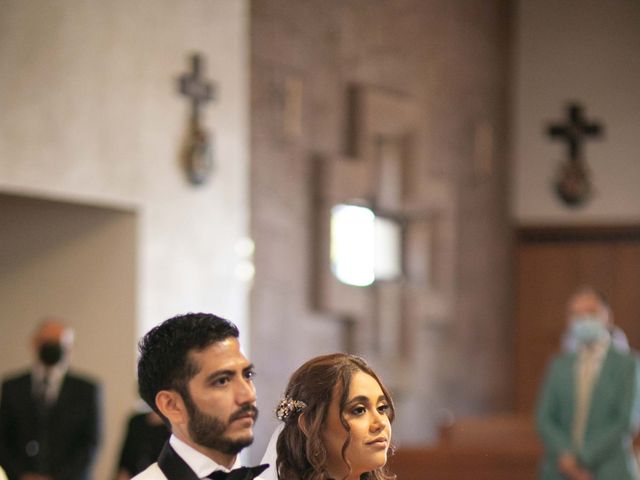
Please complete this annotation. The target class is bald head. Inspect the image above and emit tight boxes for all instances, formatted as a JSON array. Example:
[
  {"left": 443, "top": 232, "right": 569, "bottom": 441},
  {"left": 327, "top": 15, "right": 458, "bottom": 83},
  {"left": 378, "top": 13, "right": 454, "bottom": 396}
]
[{"left": 32, "top": 318, "right": 74, "bottom": 367}]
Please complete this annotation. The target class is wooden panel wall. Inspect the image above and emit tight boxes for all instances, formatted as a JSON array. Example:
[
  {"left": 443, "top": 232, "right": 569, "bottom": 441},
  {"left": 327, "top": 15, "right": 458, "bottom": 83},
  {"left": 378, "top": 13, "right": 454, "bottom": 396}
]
[{"left": 515, "top": 226, "right": 640, "bottom": 412}]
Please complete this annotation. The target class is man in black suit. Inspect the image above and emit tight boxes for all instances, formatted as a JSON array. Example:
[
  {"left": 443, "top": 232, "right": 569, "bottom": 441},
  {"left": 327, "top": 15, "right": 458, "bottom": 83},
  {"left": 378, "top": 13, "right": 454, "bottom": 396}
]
[{"left": 0, "top": 319, "right": 101, "bottom": 480}]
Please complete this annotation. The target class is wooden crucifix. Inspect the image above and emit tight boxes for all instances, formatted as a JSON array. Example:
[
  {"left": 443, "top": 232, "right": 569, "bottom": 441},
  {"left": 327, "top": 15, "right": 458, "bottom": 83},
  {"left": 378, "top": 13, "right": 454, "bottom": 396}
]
[
  {"left": 547, "top": 103, "right": 604, "bottom": 206},
  {"left": 178, "top": 53, "right": 216, "bottom": 185}
]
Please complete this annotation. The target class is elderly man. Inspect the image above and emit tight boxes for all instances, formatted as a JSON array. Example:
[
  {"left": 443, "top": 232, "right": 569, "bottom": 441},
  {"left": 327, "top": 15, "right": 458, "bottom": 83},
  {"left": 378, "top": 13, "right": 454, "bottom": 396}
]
[
  {"left": 536, "top": 287, "right": 639, "bottom": 480},
  {"left": 0, "top": 319, "right": 101, "bottom": 480}
]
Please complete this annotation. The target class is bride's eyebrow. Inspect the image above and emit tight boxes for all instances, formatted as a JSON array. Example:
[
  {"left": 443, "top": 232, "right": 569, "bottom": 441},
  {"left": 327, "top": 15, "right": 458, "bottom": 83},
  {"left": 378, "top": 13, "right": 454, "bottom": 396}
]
[
  {"left": 346, "top": 395, "right": 371, "bottom": 406},
  {"left": 346, "top": 394, "right": 387, "bottom": 405}
]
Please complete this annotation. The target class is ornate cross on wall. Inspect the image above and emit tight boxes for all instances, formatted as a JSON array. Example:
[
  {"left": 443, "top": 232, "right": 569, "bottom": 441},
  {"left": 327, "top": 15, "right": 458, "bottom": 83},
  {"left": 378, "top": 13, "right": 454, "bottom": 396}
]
[
  {"left": 178, "top": 53, "right": 216, "bottom": 185},
  {"left": 547, "top": 103, "right": 604, "bottom": 206}
]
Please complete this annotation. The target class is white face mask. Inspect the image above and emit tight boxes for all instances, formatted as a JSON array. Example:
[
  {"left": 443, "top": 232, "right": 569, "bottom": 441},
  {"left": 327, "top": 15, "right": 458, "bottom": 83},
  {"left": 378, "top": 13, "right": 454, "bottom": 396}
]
[{"left": 569, "top": 315, "right": 608, "bottom": 345}]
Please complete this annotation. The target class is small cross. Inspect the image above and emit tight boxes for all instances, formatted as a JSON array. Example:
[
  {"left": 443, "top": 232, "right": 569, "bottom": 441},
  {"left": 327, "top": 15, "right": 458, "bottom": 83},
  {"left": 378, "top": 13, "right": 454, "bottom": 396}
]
[
  {"left": 547, "top": 103, "right": 603, "bottom": 161},
  {"left": 177, "top": 53, "right": 216, "bottom": 186},
  {"left": 179, "top": 53, "right": 215, "bottom": 121}
]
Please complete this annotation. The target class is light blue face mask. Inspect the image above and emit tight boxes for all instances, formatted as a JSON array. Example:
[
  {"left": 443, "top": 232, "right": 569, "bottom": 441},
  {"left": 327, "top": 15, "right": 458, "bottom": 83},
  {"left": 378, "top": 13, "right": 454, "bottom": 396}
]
[{"left": 570, "top": 315, "right": 608, "bottom": 345}]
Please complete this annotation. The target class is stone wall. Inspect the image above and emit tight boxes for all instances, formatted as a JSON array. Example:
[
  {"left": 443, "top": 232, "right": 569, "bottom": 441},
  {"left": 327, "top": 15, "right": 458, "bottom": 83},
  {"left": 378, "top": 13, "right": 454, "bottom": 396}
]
[{"left": 249, "top": 0, "right": 513, "bottom": 452}]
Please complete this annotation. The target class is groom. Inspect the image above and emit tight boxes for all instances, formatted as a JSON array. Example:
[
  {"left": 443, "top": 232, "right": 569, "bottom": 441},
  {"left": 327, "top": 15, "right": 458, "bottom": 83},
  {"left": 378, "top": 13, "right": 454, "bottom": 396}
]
[{"left": 133, "top": 313, "right": 267, "bottom": 480}]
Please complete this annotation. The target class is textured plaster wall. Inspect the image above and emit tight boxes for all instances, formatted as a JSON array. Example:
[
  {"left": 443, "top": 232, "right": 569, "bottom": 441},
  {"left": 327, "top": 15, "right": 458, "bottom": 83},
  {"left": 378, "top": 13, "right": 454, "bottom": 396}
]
[
  {"left": 250, "top": 0, "right": 512, "bottom": 451},
  {"left": 512, "top": 0, "right": 640, "bottom": 223},
  {"left": 0, "top": 1, "right": 250, "bottom": 478}
]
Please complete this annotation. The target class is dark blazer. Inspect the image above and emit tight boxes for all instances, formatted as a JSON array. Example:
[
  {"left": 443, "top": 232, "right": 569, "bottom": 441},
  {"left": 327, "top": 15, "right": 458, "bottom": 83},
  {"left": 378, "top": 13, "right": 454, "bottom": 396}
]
[
  {"left": 536, "top": 347, "right": 640, "bottom": 480},
  {"left": 0, "top": 370, "right": 101, "bottom": 480}
]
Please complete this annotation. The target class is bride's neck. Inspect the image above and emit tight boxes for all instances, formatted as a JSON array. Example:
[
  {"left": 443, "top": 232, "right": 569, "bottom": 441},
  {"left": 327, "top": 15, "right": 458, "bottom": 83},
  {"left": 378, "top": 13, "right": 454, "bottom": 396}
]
[{"left": 325, "top": 470, "right": 363, "bottom": 480}]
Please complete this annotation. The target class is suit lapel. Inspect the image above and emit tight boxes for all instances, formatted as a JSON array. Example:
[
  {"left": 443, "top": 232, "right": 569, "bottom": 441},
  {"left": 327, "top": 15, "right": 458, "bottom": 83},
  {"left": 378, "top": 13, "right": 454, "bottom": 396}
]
[
  {"left": 565, "top": 353, "right": 577, "bottom": 414},
  {"left": 48, "top": 373, "right": 70, "bottom": 418},
  {"left": 157, "top": 441, "right": 201, "bottom": 480},
  {"left": 25, "top": 373, "right": 38, "bottom": 409},
  {"left": 24, "top": 373, "right": 47, "bottom": 423}
]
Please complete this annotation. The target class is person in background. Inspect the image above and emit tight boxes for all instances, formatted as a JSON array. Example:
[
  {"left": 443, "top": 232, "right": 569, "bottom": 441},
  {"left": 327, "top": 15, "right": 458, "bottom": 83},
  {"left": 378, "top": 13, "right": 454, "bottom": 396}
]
[
  {"left": 536, "top": 287, "right": 639, "bottom": 480},
  {"left": 560, "top": 288, "right": 630, "bottom": 354},
  {"left": 0, "top": 318, "right": 102, "bottom": 480},
  {"left": 115, "top": 410, "right": 169, "bottom": 480}
]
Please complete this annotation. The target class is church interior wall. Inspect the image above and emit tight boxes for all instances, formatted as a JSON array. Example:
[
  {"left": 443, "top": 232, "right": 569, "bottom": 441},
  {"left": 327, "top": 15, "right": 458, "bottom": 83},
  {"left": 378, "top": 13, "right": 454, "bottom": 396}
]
[
  {"left": 249, "top": 0, "right": 513, "bottom": 454},
  {"left": 0, "top": 1, "right": 250, "bottom": 478},
  {"left": 3, "top": 0, "right": 636, "bottom": 474},
  {"left": 512, "top": 0, "right": 640, "bottom": 223}
]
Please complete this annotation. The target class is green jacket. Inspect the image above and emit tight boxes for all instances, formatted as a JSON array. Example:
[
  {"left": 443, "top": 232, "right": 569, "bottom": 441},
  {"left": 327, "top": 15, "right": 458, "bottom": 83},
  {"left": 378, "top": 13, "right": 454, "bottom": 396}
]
[{"left": 536, "top": 347, "right": 639, "bottom": 479}]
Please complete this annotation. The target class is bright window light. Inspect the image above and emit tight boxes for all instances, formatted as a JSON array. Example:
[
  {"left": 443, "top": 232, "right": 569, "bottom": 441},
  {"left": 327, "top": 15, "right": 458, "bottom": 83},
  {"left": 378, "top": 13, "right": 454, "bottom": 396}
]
[
  {"left": 331, "top": 204, "right": 375, "bottom": 286},
  {"left": 330, "top": 204, "right": 403, "bottom": 286}
]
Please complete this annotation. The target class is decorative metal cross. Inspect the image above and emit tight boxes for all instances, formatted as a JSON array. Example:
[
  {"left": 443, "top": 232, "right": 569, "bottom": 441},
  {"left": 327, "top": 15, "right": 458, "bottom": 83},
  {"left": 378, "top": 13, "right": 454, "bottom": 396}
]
[
  {"left": 548, "top": 103, "right": 602, "bottom": 162},
  {"left": 178, "top": 53, "right": 216, "bottom": 185},
  {"left": 547, "top": 103, "right": 604, "bottom": 207}
]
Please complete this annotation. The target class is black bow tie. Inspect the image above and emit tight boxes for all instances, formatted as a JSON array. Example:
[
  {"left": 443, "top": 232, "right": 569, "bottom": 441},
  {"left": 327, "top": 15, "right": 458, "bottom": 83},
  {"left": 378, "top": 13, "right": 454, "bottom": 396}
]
[
  {"left": 208, "top": 465, "right": 269, "bottom": 480},
  {"left": 157, "top": 441, "right": 269, "bottom": 480}
]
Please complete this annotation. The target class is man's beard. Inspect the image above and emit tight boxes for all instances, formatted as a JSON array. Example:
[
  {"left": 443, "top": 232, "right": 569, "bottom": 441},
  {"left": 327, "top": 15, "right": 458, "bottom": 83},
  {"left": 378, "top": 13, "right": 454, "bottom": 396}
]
[{"left": 183, "top": 394, "right": 259, "bottom": 455}]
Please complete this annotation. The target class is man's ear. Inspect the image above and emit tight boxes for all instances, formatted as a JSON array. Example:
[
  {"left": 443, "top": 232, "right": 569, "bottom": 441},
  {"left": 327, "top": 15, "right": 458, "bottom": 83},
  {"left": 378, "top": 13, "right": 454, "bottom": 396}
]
[
  {"left": 297, "top": 413, "right": 310, "bottom": 437},
  {"left": 156, "top": 390, "right": 187, "bottom": 427}
]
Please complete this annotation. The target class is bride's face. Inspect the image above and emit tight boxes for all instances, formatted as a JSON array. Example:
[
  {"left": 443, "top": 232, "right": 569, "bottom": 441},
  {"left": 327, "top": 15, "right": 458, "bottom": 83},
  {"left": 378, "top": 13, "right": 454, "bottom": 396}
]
[{"left": 321, "top": 371, "right": 392, "bottom": 479}]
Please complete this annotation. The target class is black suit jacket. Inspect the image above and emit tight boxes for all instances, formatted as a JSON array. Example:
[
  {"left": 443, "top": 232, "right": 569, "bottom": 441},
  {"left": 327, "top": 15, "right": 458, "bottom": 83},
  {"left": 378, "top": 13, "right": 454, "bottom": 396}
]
[{"left": 0, "top": 370, "right": 101, "bottom": 480}]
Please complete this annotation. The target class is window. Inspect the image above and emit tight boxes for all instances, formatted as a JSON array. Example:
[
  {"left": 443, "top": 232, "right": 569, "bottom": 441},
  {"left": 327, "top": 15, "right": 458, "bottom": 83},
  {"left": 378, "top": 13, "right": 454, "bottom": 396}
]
[{"left": 330, "top": 204, "right": 402, "bottom": 287}]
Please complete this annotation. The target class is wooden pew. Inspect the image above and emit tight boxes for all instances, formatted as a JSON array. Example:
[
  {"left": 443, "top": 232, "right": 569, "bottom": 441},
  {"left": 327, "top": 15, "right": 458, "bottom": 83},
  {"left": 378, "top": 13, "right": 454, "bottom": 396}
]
[
  {"left": 388, "top": 414, "right": 640, "bottom": 479},
  {"left": 389, "top": 445, "right": 540, "bottom": 480},
  {"left": 388, "top": 414, "right": 542, "bottom": 480}
]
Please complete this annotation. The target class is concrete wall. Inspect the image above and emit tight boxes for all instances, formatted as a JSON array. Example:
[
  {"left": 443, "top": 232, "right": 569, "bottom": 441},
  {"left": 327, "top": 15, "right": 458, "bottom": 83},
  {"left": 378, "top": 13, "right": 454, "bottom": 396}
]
[
  {"left": 512, "top": 0, "right": 640, "bottom": 223},
  {"left": 0, "top": 1, "right": 250, "bottom": 478}
]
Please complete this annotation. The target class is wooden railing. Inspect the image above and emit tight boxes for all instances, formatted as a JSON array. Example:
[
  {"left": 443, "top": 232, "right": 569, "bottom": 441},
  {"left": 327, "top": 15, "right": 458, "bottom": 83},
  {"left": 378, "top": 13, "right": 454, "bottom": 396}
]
[
  {"left": 388, "top": 413, "right": 640, "bottom": 479},
  {"left": 389, "top": 445, "right": 540, "bottom": 480},
  {"left": 388, "top": 414, "right": 542, "bottom": 480}
]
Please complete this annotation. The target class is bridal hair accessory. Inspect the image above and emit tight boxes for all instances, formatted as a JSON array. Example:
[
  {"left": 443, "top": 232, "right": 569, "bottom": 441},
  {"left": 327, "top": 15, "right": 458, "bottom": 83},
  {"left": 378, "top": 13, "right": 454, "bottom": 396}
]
[{"left": 276, "top": 396, "right": 307, "bottom": 421}]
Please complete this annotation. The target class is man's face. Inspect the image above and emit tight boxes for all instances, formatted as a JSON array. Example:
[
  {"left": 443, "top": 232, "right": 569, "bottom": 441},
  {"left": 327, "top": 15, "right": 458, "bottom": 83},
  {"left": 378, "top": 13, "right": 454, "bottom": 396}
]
[
  {"left": 182, "top": 337, "right": 258, "bottom": 454},
  {"left": 32, "top": 320, "right": 73, "bottom": 366},
  {"left": 567, "top": 292, "right": 610, "bottom": 326}
]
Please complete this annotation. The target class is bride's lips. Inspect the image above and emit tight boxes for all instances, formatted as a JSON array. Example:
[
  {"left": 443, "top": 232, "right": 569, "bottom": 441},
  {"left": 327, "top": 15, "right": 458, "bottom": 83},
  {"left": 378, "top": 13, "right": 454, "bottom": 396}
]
[{"left": 366, "top": 436, "right": 388, "bottom": 448}]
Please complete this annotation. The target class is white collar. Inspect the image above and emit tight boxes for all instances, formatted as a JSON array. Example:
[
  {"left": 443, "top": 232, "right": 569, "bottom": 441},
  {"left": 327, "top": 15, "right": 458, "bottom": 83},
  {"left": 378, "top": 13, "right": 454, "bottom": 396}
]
[
  {"left": 32, "top": 362, "right": 67, "bottom": 388},
  {"left": 169, "top": 434, "right": 241, "bottom": 478}
]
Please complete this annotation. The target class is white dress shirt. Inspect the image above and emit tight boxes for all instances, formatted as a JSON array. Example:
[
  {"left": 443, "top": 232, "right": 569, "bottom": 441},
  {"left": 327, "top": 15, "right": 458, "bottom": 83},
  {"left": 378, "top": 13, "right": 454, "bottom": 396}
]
[
  {"left": 572, "top": 335, "right": 610, "bottom": 448},
  {"left": 133, "top": 435, "right": 266, "bottom": 480},
  {"left": 32, "top": 362, "right": 67, "bottom": 405}
]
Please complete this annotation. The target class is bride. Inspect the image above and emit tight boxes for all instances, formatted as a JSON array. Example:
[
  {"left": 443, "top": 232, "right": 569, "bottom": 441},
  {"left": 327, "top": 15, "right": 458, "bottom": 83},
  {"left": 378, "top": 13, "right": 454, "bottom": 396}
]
[{"left": 262, "top": 353, "right": 396, "bottom": 480}]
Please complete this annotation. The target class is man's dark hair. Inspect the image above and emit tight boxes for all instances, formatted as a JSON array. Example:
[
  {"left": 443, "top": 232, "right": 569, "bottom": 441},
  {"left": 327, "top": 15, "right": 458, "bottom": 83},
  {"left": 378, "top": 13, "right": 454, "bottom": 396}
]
[{"left": 137, "top": 312, "right": 239, "bottom": 425}]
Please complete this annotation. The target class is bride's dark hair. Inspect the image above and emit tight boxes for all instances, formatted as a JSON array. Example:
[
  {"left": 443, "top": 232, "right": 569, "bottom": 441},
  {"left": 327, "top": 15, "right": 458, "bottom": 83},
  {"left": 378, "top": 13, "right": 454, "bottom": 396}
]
[{"left": 275, "top": 353, "right": 396, "bottom": 480}]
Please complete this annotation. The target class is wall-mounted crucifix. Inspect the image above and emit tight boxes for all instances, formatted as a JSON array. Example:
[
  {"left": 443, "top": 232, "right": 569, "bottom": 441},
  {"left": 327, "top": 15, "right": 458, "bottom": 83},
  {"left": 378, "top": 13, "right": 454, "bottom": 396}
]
[
  {"left": 178, "top": 53, "right": 216, "bottom": 185},
  {"left": 547, "top": 102, "right": 604, "bottom": 207}
]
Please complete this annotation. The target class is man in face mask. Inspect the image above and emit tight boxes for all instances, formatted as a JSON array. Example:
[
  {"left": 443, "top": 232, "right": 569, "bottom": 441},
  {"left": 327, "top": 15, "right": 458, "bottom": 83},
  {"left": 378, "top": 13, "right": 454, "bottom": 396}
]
[
  {"left": 0, "top": 319, "right": 101, "bottom": 480},
  {"left": 536, "top": 287, "right": 640, "bottom": 480},
  {"left": 561, "top": 289, "right": 630, "bottom": 354}
]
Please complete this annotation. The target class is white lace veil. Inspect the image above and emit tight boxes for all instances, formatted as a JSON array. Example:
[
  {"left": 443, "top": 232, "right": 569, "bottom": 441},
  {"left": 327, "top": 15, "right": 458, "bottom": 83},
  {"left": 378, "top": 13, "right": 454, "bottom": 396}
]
[{"left": 259, "top": 423, "right": 284, "bottom": 480}]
